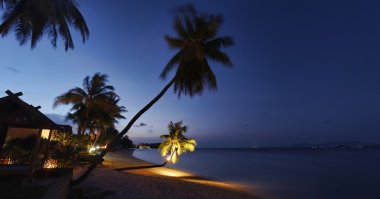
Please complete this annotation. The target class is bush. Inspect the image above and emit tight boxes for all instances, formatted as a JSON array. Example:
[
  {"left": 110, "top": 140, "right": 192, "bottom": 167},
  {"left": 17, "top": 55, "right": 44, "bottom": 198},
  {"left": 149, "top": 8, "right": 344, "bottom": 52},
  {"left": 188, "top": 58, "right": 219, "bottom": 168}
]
[
  {"left": 49, "top": 132, "right": 91, "bottom": 167},
  {"left": 119, "top": 136, "right": 134, "bottom": 149},
  {"left": 1, "top": 131, "right": 92, "bottom": 168},
  {"left": 2, "top": 135, "right": 38, "bottom": 164}
]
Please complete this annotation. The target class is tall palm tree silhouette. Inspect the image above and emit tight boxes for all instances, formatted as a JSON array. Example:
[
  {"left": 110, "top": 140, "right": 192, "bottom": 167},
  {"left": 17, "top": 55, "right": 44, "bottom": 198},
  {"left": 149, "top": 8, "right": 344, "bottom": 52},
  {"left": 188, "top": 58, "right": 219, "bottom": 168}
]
[
  {"left": 71, "top": 4, "right": 234, "bottom": 185},
  {"left": 54, "top": 73, "right": 126, "bottom": 137}
]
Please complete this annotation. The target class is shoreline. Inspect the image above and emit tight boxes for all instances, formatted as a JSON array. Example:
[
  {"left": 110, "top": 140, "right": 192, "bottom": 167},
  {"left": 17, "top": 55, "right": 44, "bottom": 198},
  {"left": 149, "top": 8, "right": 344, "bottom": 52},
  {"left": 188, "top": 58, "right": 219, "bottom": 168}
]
[{"left": 69, "top": 149, "right": 267, "bottom": 199}]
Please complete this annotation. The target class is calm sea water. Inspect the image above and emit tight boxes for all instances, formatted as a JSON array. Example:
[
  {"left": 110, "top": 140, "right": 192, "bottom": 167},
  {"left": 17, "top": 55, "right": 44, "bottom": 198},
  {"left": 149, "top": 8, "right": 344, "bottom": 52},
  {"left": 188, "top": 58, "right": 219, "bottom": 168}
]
[{"left": 133, "top": 148, "right": 380, "bottom": 199}]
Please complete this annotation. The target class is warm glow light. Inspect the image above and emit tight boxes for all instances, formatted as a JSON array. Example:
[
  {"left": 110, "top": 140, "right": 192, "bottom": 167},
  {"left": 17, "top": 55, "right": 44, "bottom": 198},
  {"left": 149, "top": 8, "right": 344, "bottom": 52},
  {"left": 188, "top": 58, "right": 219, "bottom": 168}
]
[
  {"left": 44, "top": 159, "right": 57, "bottom": 168},
  {"left": 89, "top": 147, "right": 96, "bottom": 153},
  {"left": 41, "top": 129, "right": 50, "bottom": 139},
  {"left": 166, "top": 156, "right": 171, "bottom": 161},
  {"left": 1, "top": 158, "right": 13, "bottom": 164},
  {"left": 89, "top": 145, "right": 107, "bottom": 153},
  {"left": 151, "top": 168, "right": 192, "bottom": 178}
]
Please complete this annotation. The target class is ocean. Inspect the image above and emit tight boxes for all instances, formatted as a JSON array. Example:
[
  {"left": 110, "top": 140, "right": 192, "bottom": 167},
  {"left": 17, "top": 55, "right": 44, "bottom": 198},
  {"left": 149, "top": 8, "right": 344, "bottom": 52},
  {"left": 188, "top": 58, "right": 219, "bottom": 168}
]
[{"left": 133, "top": 148, "right": 380, "bottom": 199}]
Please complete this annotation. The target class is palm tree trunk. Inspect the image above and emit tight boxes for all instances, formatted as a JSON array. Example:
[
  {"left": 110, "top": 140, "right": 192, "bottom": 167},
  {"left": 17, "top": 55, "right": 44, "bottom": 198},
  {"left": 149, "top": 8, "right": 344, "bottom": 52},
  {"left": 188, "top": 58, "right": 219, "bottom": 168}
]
[
  {"left": 91, "top": 130, "right": 101, "bottom": 148},
  {"left": 70, "top": 77, "right": 175, "bottom": 186}
]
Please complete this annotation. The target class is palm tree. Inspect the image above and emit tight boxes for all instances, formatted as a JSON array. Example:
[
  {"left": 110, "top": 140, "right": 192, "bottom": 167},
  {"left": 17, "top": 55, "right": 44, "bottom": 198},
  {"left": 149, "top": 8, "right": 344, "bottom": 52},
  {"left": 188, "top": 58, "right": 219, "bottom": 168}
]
[
  {"left": 0, "top": 0, "right": 89, "bottom": 50},
  {"left": 53, "top": 73, "right": 126, "bottom": 137},
  {"left": 159, "top": 121, "right": 196, "bottom": 164},
  {"left": 89, "top": 95, "right": 126, "bottom": 133},
  {"left": 71, "top": 4, "right": 233, "bottom": 186}
]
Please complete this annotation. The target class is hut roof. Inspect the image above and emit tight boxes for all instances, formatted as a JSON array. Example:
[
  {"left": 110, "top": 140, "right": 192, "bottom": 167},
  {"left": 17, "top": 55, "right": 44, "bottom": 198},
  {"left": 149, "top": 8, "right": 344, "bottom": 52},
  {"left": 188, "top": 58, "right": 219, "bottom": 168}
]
[
  {"left": 58, "top": 124, "right": 73, "bottom": 134},
  {"left": 0, "top": 90, "right": 60, "bottom": 129}
]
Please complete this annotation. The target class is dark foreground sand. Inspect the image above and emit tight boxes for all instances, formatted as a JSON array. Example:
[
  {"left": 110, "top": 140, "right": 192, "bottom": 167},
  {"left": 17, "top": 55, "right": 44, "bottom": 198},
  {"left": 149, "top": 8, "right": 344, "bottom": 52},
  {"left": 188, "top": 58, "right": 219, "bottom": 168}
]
[{"left": 69, "top": 150, "right": 267, "bottom": 199}]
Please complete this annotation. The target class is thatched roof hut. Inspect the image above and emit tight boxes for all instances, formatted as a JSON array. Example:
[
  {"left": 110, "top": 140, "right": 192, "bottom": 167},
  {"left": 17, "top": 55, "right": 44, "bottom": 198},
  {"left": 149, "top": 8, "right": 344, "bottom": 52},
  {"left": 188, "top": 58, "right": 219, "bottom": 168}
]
[{"left": 0, "top": 90, "right": 71, "bottom": 175}]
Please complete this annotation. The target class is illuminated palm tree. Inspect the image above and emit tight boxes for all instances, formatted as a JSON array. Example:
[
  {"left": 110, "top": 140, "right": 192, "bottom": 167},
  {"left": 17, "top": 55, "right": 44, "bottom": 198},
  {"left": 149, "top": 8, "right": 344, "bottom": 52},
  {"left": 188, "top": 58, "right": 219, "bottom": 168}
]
[
  {"left": 0, "top": 0, "right": 89, "bottom": 50},
  {"left": 71, "top": 4, "right": 233, "bottom": 185},
  {"left": 53, "top": 73, "right": 126, "bottom": 136},
  {"left": 159, "top": 121, "right": 196, "bottom": 164}
]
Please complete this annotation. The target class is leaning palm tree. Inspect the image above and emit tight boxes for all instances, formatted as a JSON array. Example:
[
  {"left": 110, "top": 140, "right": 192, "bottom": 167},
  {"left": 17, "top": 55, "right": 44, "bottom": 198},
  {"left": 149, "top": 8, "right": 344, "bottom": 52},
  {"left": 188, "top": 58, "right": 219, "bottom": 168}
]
[
  {"left": 0, "top": 0, "right": 89, "bottom": 50},
  {"left": 53, "top": 73, "right": 126, "bottom": 136},
  {"left": 71, "top": 4, "right": 233, "bottom": 185},
  {"left": 159, "top": 121, "right": 196, "bottom": 164}
]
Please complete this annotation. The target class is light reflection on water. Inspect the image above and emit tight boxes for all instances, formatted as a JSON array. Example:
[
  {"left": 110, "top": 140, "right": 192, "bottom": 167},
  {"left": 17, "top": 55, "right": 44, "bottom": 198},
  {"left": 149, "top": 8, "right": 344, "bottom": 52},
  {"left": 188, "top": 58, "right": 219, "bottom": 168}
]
[{"left": 133, "top": 148, "right": 380, "bottom": 199}]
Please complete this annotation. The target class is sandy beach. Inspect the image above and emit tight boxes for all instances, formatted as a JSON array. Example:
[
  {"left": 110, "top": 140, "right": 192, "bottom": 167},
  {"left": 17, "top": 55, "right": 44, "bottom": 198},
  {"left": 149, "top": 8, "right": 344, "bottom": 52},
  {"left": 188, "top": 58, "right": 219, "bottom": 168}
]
[{"left": 69, "top": 150, "right": 266, "bottom": 199}]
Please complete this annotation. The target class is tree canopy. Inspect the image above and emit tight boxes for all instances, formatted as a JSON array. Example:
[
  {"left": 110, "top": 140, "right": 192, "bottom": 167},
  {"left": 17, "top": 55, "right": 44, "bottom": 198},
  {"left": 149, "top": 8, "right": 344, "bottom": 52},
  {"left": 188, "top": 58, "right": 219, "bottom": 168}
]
[
  {"left": 159, "top": 121, "right": 196, "bottom": 164},
  {"left": 53, "top": 73, "right": 126, "bottom": 136},
  {"left": 0, "top": 0, "right": 89, "bottom": 50},
  {"left": 162, "top": 4, "right": 234, "bottom": 97}
]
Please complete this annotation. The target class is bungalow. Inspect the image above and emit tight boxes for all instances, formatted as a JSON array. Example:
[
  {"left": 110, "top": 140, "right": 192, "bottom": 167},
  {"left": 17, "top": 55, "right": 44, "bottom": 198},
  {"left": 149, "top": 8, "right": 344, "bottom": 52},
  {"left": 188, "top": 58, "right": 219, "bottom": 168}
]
[{"left": 0, "top": 90, "right": 71, "bottom": 175}]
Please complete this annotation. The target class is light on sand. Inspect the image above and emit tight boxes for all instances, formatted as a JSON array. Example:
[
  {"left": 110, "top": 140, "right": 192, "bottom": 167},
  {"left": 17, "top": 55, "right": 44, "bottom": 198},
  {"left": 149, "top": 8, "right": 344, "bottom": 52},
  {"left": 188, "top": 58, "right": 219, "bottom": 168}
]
[{"left": 153, "top": 168, "right": 191, "bottom": 178}]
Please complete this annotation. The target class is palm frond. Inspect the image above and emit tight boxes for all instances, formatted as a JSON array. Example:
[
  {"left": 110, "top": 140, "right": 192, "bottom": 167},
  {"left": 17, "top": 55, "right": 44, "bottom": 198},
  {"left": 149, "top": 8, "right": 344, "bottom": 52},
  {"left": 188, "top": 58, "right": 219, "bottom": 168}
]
[
  {"left": 0, "top": 0, "right": 89, "bottom": 50},
  {"left": 204, "top": 47, "right": 233, "bottom": 66},
  {"left": 164, "top": 35, "right": 184, "bottom": 49},
  {"left": 173, "top": 16, "right": 188, "bottom": 39},
  {"left": 15, "top": 18, "right": 31, "bottom": 46},
  {"left": 66, "top": 2, "right": 89, "bottom": 42},
  {"left": 160, "top": 134, "right": 170, "bottom": 139},
  {"left": 160, "top": 49, "right": 183, "bottom": 79}
]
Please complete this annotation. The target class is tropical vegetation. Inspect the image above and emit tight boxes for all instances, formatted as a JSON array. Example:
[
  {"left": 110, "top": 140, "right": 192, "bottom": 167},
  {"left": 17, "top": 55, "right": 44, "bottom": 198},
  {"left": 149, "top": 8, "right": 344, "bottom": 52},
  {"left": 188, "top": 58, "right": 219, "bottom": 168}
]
[
  {"left": 71, "top": 4, "right": 233, "bottom": 185},
  {"left": 159, "top": 121, "right": 196, "bottom": 164},
  {"left": 0, "top": 0, "right": 89, "bottom": 50},
  {"left": 0, "top": 2, "right": 233, "bottom": 185},
  {"left": 1, "top": 131, "right": 91, "bottom": 168},
  {"left": 53, "top": 73, "right": 126, "bottom": 143}
]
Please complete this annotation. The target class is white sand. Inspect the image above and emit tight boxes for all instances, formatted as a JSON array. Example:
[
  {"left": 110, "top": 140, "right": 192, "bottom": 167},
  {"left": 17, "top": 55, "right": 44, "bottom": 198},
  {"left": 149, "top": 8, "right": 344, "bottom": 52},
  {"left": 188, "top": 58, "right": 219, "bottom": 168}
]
[{"left": 69, "top": 150, "right": 267, "bottom": 199}]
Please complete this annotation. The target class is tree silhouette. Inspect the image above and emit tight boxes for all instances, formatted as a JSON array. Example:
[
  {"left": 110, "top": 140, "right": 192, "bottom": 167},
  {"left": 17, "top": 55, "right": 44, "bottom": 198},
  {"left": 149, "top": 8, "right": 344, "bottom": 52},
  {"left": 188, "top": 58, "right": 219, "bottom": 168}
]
[
  {"left": 54, "top": 73, "right": 126, "bottom": 138},
  {"left": 71, "top": 4, "right": 233, "bottom": 186},
  {"left": 0, "top": 0, "right": 89, "bottom": 50}
]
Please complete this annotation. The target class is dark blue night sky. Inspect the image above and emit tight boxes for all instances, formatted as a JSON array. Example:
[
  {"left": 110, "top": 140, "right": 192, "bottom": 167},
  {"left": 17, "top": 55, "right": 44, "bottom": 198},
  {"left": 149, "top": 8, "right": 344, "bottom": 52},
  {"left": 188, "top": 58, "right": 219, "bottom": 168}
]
[{"left": 0, "top": 0, "right": 379, "bottom": 147}]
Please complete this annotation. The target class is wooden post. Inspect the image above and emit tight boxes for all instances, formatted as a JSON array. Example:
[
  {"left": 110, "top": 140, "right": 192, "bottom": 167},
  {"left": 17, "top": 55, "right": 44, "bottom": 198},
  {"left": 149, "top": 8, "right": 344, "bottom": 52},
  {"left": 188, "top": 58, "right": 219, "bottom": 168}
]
[
  {"left": 29, "top": 129, "right": 42, "bottom": 175},
  {"left": 24, "top": 129, "right": 42, "bottom": 185},
  {"left": 42, "top": 129, "right": 53, "bottom": 167},
  {"left": 0, "top": 125, "right": 8, "bottom": 163},
  {"left": 0, "top": 125, "right": 8, "bottom": 151}
]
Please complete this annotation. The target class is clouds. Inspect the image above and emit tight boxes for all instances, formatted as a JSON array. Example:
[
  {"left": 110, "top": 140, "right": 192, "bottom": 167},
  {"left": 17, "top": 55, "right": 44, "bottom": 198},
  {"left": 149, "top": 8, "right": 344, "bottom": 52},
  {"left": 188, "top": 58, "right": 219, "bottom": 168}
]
[
  {"left": 131, "top": 122, "right": 156, "bottom": 135},
  {"left": 6, "top": 66, "right": 21, "bottom": 73},
  {"left": 134, "top": 122, "right": 147, "bottom": 128}
]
